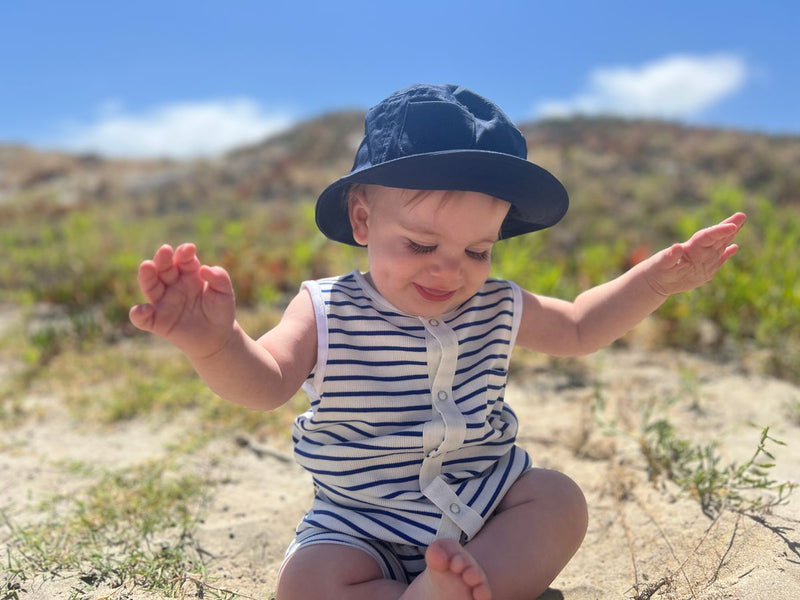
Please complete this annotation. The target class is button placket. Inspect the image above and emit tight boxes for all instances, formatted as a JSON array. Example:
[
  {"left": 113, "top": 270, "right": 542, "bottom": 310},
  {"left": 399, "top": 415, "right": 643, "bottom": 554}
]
[
  {"left": 425, "top": 318, "right": 464, "bottom": 455},
  {"left": 420, "top": 316, "right": 469, "bottom": 534}
]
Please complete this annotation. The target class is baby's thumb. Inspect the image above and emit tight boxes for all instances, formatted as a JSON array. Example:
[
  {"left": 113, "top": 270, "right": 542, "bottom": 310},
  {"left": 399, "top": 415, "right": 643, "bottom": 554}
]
[
  {"left": 129, "top": 303, "right": 155, "bottom": 332},
  {"left": 200, "top": 265, "right": 235, "bottom": 296}
]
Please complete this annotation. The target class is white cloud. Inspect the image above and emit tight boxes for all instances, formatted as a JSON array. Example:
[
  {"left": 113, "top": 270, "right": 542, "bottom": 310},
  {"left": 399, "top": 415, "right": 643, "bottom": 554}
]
[
  {"left": 535, "top": 54, "right": 748, "bottom": 120},
  {"left": 55, "top": 98, "right": 294, "bottom": 159}
]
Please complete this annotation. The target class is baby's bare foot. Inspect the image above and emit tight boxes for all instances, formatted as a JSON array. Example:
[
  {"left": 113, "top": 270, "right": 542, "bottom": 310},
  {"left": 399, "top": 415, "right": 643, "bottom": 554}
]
[{"left": 401, "top": 539, "right": 491, "bottom": 600}]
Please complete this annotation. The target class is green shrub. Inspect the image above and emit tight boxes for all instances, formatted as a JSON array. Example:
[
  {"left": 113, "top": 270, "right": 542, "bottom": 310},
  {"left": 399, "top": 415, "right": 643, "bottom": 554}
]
[{"left": 2, "top": 183, "right": 798, "bottom": 381}]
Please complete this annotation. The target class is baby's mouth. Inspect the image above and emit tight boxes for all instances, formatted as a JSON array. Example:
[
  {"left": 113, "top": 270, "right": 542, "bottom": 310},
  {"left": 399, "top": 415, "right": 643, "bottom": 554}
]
[{"left": 413, "top": 284, "right": 456, "bottom": 302}]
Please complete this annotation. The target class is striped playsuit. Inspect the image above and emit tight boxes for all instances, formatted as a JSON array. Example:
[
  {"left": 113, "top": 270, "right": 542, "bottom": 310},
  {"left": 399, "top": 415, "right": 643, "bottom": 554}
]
[{"left": 285, "top": 270, "right": 531, "bottom": 582}]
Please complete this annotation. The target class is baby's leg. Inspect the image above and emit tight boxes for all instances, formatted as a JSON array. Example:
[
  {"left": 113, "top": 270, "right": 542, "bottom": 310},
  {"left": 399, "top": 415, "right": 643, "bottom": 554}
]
[
  {"left": 465, "top": 468, "right": 588, "bottom": 600},
  {"left": 277, "top": 541, "right": 490, "bottom": 600},
  {"left": 276, "top": 543, "right": 406, "bottom": 600}
]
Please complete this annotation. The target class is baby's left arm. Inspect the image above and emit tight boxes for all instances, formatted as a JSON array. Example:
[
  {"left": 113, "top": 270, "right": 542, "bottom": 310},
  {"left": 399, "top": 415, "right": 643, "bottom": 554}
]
[{"left": 516, "top": 212, "right": 746, "bottom": 356}]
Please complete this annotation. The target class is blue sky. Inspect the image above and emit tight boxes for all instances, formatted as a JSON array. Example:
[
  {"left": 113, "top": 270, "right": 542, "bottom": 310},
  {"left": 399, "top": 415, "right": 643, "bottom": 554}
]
[{"left": 3, "top": 1, "right": 798, "bottom": 159}]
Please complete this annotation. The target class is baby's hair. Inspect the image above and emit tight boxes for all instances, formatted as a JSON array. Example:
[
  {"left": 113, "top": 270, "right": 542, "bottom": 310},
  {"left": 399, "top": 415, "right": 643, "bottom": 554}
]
[
  {"left": 348, "top": 184, "right": 508, "bottom": 213},
  {"left": 346, "top": 183, "right": 367, "bottom": 207}
]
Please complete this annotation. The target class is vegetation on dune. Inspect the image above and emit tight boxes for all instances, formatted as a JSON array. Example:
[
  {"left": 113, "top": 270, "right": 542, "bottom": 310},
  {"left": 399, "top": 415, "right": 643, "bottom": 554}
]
[
  {"left": 0, "top": 115, "right": 798, "bottom": 598},
  {"left": 1, "top": 114, "right": 798, "bottom": 436}
]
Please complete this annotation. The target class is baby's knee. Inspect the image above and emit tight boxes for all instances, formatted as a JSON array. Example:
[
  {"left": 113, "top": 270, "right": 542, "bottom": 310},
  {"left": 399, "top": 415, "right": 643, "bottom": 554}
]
[
  {"left": 276, "top": 543, "right": 386, "bottom": 600},
  {"left": 510, "top": 468, "right": 588, "bottom": 529},
  {"left": 535, "top": 469, "right": 588, "bottom": 552},
  {"left": 554, "top": 470, "right": 588, "bottom": 532}
]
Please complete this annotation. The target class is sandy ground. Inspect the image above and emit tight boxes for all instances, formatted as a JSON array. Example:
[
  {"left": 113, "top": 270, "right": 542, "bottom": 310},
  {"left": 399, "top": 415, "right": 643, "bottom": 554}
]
[{"left": 1, "top": 343, "right": 799, "bottom": 599}]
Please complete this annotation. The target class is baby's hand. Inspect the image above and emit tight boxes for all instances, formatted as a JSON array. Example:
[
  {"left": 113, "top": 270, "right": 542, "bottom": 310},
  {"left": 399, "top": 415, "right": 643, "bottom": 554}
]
[
  {"left": 129, "top": 243, "right": 236, "bottom": 359},
  {"left": 645, "top": 212, "right": 746, "bottom": 296}
]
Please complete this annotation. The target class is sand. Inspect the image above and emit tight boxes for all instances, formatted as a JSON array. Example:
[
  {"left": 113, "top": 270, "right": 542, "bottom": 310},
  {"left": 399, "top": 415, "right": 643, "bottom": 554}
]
[{"left": 1, "top": 345, "right": 798, "bottom": 599}]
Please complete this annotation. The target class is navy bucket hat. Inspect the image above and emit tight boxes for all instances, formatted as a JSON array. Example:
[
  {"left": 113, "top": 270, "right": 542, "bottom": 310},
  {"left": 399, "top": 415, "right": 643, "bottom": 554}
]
[{"left": 315, "top": 83, "right": 569, "bottom": 245}]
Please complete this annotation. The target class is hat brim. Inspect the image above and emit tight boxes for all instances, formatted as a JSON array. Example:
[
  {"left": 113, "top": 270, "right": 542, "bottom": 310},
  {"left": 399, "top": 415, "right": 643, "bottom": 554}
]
[{"left": 316, "top": 149, "right": 568, "bottom": 246}]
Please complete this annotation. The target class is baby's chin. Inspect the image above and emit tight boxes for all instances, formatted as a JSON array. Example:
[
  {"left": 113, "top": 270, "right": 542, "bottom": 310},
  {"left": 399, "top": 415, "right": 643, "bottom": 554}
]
[
  {"left": 367, "top": 274, "right": 470, "bottom": 317},
  {"left": 396, "top": 293, "right": 467, "bottom": 319}
]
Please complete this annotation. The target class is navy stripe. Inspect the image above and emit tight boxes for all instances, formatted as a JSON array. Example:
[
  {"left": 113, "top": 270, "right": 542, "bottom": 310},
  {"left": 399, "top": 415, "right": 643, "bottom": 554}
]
[
  {"left": 305, "top": 512, "right": 378, "bottom": 542},
  {"left": 305, "top": 417, "right": 429, "bottom": 429},
  {"left": 298, "top": 419, "right": 381, "bottom": 439},
  {"left": 311, "top": 477, "right": 421, "bottom": 505},
  {"left": 323, "top": 373, "right": 429, "bottom": 383},
  {"left": 451, "top": 308, "right": 513, "bottom": 331},
  {"left": 453, "top": 368, "right": 505, "bottom": 392},
  {"left": 329, "top": 313, "right": 425, "bottom": 331},
  {"left": 447, "top": 297, "right": 512, "bottom": 323},
  {"left": 381, "top": 488, "right": 426, "bottom": 500},
  {"left": 456, "top": 354, "right": 508, "bottom": 376},
  {"left": 477, "top": 447, "right": 518, "bottom": 517},
  {"left": 329, "top": 343, "right": 427, "bottom": 353},
  {"left": 329, "top": 328, "right": 426, "bottom": 340},
  {"left": 459, "top": 324, "right": 513, "bottom": 345},
  {"left": 296, "top": 454, "right": 421, "bottom": 475},
  {"left": 328, "top": 358, "right": 427, "bottom": 367},
  {"left": 458, "top": 338, "right": 510, "bottom": 361},
  {"left": 316, "top": 400, "right": 431, "bottom": 410},
  {"left": 457, "top": 383, "right": 503, "bottom": 405},
  {"left": 355, "top": 504, "right": 440, "bottom": 522},
  {"left": 327, "top": 300, "right": 408, "bottom": 319},
  {"left": 342, "top": 473, "right": 421, "bottom": 492},
  {"left": 299, "top": 435, "right": 423, "bottom": 451},
  {"left": 356, "top": 511, "right": 428, "bottom": 545}
]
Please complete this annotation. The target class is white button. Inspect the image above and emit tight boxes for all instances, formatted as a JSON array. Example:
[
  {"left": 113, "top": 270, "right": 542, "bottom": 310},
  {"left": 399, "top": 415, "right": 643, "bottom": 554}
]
[
  {"left": 428, "top": 319, "right": 439, "bottom": 327},
  {"left": 437, "top": 391, "right": 448, "bottom": 401},
  {"left": 449, "top": 503, "right": 461, "bottom": 514}
]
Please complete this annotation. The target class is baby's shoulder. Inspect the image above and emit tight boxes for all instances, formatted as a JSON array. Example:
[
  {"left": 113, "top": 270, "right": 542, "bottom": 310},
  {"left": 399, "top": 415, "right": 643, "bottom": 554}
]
[
  {"left": 304, "top": 271, "right": 366, "bottom": 305},
  {"left": 469, "top": 277, "right": 520, "bottom": 305}
]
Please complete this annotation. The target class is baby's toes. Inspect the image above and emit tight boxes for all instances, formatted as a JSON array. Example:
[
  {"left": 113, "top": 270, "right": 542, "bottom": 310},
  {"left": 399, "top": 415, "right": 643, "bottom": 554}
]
[
  {"left": 460, "top": 564, "right": 486, "bottom": 587},
  {"left": 424, "top": 539, "right": 452, "bottom": 572},
  {"left": 440, "top": 541, "right": 491, "bottom": 596}
]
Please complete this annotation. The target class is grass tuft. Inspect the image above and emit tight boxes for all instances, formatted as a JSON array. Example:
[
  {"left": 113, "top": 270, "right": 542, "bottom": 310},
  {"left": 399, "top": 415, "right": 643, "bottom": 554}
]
[
  {"left": 1, "top": 461, "right": 216, "bottom": 598},
  {"left": 592, "top": 386, "right": 797, "bottom": 518}
]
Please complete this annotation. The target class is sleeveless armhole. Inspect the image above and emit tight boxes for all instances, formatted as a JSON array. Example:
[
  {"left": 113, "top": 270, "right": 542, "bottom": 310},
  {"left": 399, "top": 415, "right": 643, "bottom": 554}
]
[
  {"left": 507, "top": 280, "right": 523, "bottom": 367},
  {"left": 300, "top": 280, "right": 328, "bottom": 395}
]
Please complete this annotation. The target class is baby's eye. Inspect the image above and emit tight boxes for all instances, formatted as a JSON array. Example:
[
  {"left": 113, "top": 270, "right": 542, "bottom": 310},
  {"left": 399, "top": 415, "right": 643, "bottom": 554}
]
[
  {"left": 466, "top": 249, "right": 491, "bottom": 261},
  {"left": 407, "top": 240, "right": 437, "bottom": 255}
]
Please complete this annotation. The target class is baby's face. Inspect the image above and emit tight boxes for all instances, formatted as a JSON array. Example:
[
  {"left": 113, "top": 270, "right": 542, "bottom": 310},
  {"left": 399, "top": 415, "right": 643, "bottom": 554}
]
[{"left": 349, "top": 185, "right": 510, "bottom": 317}]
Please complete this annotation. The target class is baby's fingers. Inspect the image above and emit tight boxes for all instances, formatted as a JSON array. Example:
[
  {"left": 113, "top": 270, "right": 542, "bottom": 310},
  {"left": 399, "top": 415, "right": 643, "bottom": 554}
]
[
  {"left": 721, "top": 212, "right": 747, "bottom": 229},
  {"left": 718, "top": 242, "right": 740, "bottom": 265},
  {"left": 151, "top": 242, "right": 200, "bottom": 282},
  {"left": 152, "top": 244, "right": 179, "bottom": 284},
  {"left": 200, "top": 265, "right": 235, "bottom": 296},
  {"left": 174, "top": 242, "right": 201, "bottom": 274},
  {"left": 690, "top": 222, "right": 740, "bottom": 249},
  {"left": 128, "top": 302, "right": 156, "bottom": 332},
  {"left": 197, "top": 266, "right": 236, "bottom": 328},
  {"left": 137, "top": 259, "right": 166, "bottom": 303},
  {"left": 690, "top": 213, "right": 746, "bottom": 248}
]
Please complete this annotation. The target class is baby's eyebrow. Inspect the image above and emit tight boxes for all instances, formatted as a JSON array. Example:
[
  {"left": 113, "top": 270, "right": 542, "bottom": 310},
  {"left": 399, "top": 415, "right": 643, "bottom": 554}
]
[
  {"left": 400, "top": 222, "right": 437, "bottom": 237},
  {"left": 396, "top": 216, "right": 439, "bottom": 238},
  {"left": 399, "top": 222, "right": 498, "bottom": 246}
]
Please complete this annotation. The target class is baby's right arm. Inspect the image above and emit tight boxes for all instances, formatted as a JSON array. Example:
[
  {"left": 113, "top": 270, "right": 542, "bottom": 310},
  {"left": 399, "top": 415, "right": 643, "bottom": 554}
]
[{"left": 129, "top": 243, "right": 317, "bottom": 411}]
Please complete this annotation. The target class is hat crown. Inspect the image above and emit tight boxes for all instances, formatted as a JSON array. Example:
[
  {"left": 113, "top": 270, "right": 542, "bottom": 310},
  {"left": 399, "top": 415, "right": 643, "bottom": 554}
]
[
  {"left": 315, "top": 83, "right": 568, "bottom": 246},
  {"left": 354, "top": 84, "right": 528, "bottom": 171}
]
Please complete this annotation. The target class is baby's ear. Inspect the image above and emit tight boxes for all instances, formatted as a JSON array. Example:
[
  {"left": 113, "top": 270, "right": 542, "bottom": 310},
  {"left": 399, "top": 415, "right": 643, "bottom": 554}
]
[{"left": 347, "top": 185, "right": 370, "bottom": 246}]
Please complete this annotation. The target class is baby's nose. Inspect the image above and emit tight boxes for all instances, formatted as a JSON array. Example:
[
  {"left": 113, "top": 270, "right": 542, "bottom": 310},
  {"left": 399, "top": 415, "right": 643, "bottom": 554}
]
[{"left": 430, "top": 254, "right": 462, "bottom": 277}]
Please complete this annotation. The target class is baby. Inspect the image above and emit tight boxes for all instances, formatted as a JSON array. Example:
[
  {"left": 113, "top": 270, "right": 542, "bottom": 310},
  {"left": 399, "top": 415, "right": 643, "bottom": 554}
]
[{"left": 130, "top": 84, "right": 746, "bottom": 600}]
